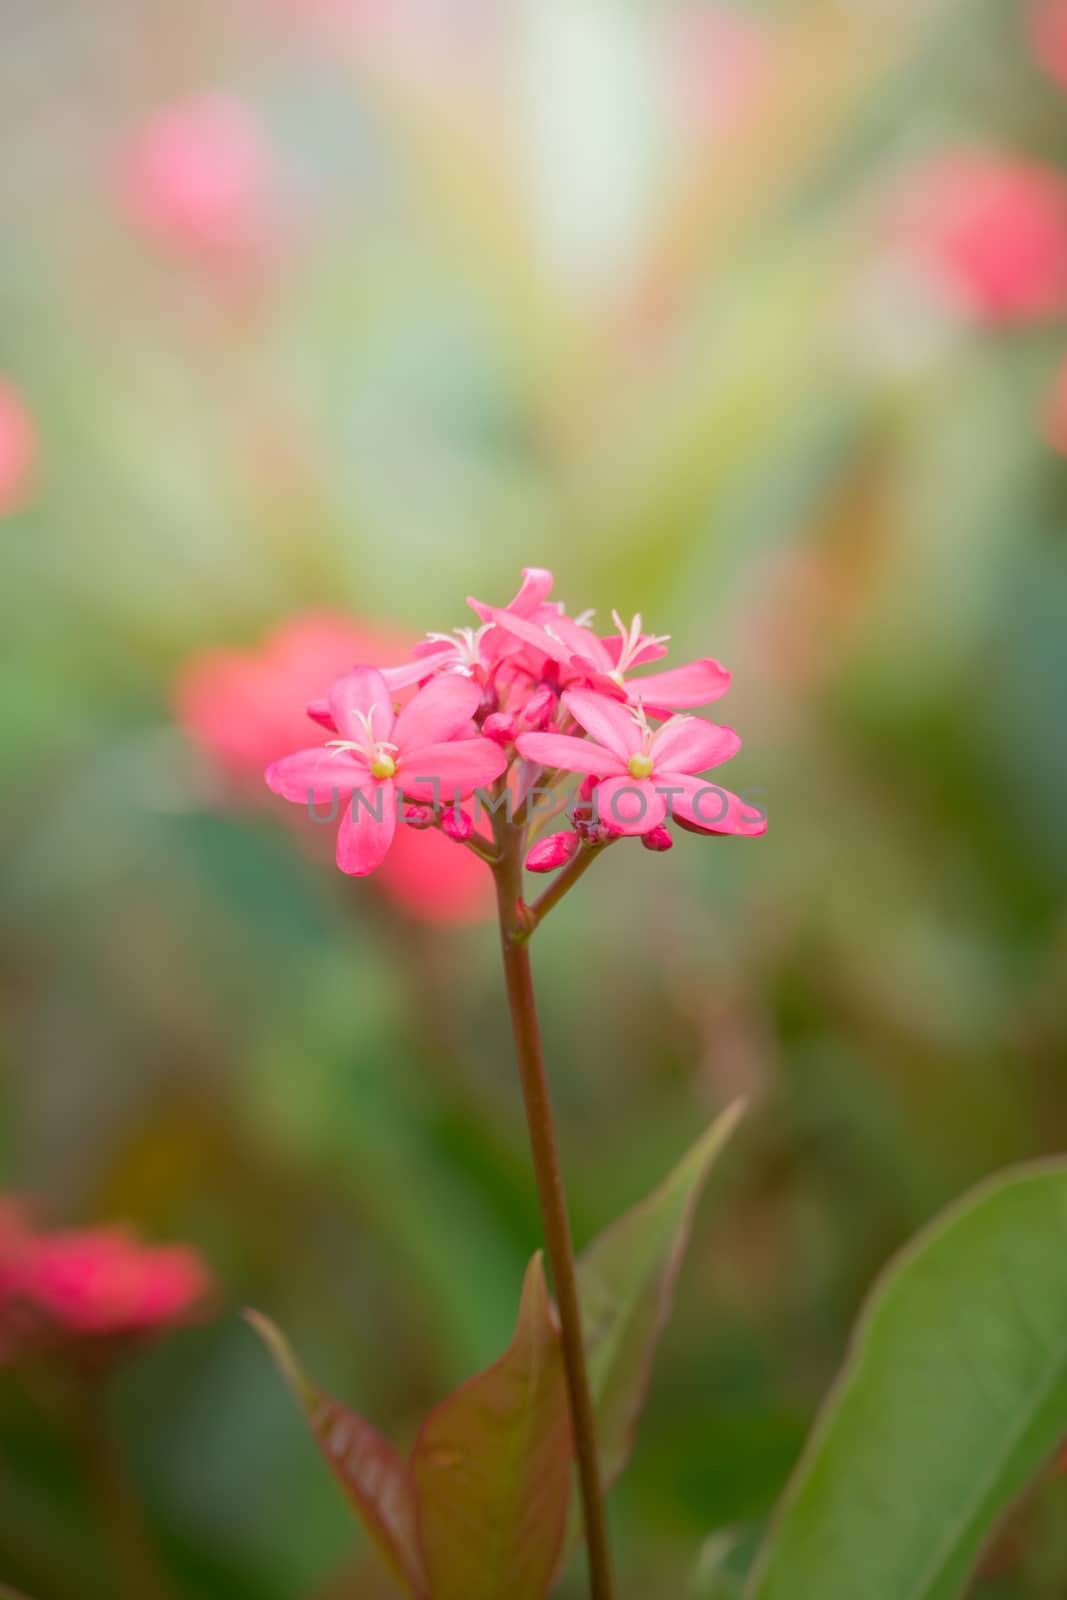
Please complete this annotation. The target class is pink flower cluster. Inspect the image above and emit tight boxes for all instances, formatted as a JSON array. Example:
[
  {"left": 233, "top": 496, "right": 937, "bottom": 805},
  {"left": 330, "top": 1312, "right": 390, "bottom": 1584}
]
[
  {"left": 263, "top": 569, "right": 765, "bottom": 879},
  {"left": 0, "top": 1201, "right": 212, "bottom": 1363}
]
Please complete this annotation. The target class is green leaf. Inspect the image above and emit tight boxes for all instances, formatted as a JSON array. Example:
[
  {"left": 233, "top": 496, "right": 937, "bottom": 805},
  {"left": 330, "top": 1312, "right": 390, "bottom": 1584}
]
[
  {"left": 246, "top": 1311, "right": 429, "bottom": 1599},
  {"left": 411, "top": 1253, "right": 572, "bottom": 1600},
  {"left": 748, "top": 1159, "right": 1067, "bottom": 1600},
  {"left": 578, "top": 1100, "right": 747, "bottom": 1495}
]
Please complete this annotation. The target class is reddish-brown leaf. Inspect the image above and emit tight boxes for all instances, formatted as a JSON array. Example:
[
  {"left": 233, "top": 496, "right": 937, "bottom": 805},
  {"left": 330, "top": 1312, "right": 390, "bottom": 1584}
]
[
  {"left": 247, "top": 1311, "right": 428, "bottom": 1598},
  {"left": 411, "top": 1254, "right": 572, "bottom": 1600}
]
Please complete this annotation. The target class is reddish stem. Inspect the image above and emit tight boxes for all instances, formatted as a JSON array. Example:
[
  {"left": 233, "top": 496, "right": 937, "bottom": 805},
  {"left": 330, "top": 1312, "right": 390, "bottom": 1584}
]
[{"left": 492, "top": 821, "right": 615, "bottom": 1600}]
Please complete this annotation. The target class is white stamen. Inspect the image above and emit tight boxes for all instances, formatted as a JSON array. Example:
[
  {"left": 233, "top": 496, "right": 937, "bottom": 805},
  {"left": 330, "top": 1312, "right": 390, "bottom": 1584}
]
[
  {"left": 424, "top": 624, "right": 490, "bottom": 672},
  {"left": 326, "top": 703, "right": 398, "bottom": 765},
  {"left": 610, "top": 612, "right": 672, "bottom": 678},
  {"left": 627, "top": 700, "right": 654, "bottom": 750}
]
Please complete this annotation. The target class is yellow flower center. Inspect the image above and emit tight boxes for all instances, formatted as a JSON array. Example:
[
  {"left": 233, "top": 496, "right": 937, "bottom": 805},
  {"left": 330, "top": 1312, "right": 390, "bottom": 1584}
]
[
  {"left": 628, "top": 752, "right": 654, "bottom": 780},
  {"left": 370, "top": 752, "right": 397, "bottom": 780}
]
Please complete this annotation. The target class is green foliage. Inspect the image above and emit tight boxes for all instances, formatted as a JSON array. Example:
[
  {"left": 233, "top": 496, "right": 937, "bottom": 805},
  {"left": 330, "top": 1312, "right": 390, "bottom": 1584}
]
[
  {"left": 749, "top": 1161, "right": 1067, "bottom": 1600},
  {"left": 579, "top": 1100, "right": 746, "bottom": 1495}
]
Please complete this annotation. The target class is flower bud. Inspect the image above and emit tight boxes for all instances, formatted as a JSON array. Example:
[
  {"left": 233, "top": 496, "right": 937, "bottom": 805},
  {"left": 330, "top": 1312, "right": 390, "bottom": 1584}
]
[
  {"left": 482, "top": 712, "right": 517, "bottom": 746},
  {"left": 641, "top": 824, "right": 674, "bottom": 852},
  {"left": 403, "top": 804, "right": 436, "bottom": 830},
  {"left": 518, "top": 685, "right": 556, "bottom": 732},
  {"left": 306, "top": 695, "right": 335, "bottom": 730},
  {"left": 441, "top": 808, "right": 473, "bottom": 843},
  {"left": 526, "top": 831, "right": 580, "bottom": 873}
]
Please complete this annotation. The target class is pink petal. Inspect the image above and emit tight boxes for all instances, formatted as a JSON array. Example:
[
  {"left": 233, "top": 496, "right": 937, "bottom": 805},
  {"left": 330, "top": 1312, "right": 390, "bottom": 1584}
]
[
  {"left": 468, "top": 565, "right": 555, "bottom": 623},
  {"left": 668, "top": 774, "right": 767, "bottom": 836},
  {"left": 562, "top": 689, "right": 642, "bottom": 760},
  {"left": 515, "top": 732, "right": 628, "bottom": 778},
  {"left": 626, "top": 658, "right": 731, "bottom": 709},
  {"left": 488, "top": 608, "right": 573, "bottom": 666},
  {"left": 510, "top": 566, "right": 556, "bottom": 615},
  {"left": 266, "top": 746, "right": 366, "bottom": 803},
  {"left": 399, "top": 738, "right": 508, "bottom": 801},
  {"left": 328, "top": 667, "right": 395, "bottom": 743},
  {"left": 538, "top": 613, "right": 604, "bottom": 662},
  {"left": 383, "top": 646, "right": 455, "bottom": 690},
  {"left": 394, "top": 673, "right": 482, "bottom": 751},
  {"left": 336, "top": 781, "right": 397, "bottom": 874},
  {"left": 651, "top": 718, "right": 741, "bottom": 773},
  {"left": 574, "top": 665, "right": 628, "bottom": 701},
  {"left": 595, "top": 777, "right": 668, "bottom": 837}
]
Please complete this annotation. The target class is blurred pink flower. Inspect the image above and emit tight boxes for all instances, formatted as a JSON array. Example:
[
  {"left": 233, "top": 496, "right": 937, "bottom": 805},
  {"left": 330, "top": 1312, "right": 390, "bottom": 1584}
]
[
  {"left": 121, "top": 94, "right": 271, "bottom": 265},
  {"left": 0, "top": 378, "right": 37, "bottom": 516},
  {"left": 1, "top": 1207, "right": 211, "bottom": 1361},
  {"left": 1043, "top": 351, "right": 1067, "bottom": 453},
  {"left": 176, "top": 614, "right": 411, "bottom": 784},
  {"left": 891, "top": 152, "right": 1067, "bottom": 324},
  {"left": 673, "top": 8, "right": 775, "bottom": 139},
  {"left": 517, "top": 688, "right": 763, "bottom": 841},
  {"left": 266, "top": 667, "right": 506, "bottom": 875},
  {"left": 175, "top": 615, "right": 495, "bottom": 921},
  {"left": 1028, "top": 0, "right": 1067, "bottom": 89}
]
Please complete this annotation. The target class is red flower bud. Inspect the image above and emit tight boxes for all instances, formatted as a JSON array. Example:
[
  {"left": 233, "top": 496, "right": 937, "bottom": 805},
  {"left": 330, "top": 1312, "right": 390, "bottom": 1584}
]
[
  {"left": 403, "top": 804, "right": 436, "bottom": 830},
  {"left": 525, "top": 831, "right": 580, "bottom": 873},
  {"left": 441, "top": 808, "right": 473, "bottom": 843},
  {"left": 518, "top": 685, "right": 556, "bottom": 732},
  {"left": 641, "top": 824, "right": 674, "bottom": 852},
  {"left": 483, "top": 712, "right": 517, "bottom": 746}
]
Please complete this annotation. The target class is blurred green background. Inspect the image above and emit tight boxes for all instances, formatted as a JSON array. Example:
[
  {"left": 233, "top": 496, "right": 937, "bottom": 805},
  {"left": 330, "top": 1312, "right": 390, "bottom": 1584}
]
[{"left": 3, "top": 0, "right": 1067, "bottom": 1595}]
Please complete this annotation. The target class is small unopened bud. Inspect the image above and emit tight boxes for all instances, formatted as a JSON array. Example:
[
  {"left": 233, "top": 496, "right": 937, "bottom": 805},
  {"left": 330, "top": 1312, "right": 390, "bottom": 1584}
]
[
  {"left": 641, "top": 824, "right": 674, "bottom": 853},
  {"left": 526, "top": 831, "right": 580, "bottom": 873},
  {"left": 518, "top": 685, "right": 556, "bottom": 732},
  {"left": 441, "top": 808, "right": 473, "bottom": 843},
  {"left": 483, "top": 712, "right": 517, "bottom": 746},
  {"left": 306, "top": 696, "right": 334, "bottom": 730},
  {"left": 403, "top": 804, "right": 435, "bottom": 830}
]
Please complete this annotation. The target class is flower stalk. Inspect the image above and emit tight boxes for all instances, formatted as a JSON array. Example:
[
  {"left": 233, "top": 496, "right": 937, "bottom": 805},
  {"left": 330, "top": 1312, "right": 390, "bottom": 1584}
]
[{"left": 492, "top": 814, "right": 615, "bottom": 1600}]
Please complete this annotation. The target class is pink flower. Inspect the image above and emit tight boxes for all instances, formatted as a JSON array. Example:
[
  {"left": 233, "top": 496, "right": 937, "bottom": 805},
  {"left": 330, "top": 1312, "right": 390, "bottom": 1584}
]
[
  {"left": 517, "top": 688, "right": 764, "bottom": 840},
  {"left": 890, "top": 152, "right": 1067, "bottom": 324},
  {"left": 0, "top": 379, "right": 37, "bottom": 517},
  {"left": 1, "top": 1208, "right": 212, "bottom": 1361},
  {"left": 121, "top": 94, "right": 271, "bottom": 266},
  {"left": 175, "top": 615, "right": 494, "bottom": 923},
  {"left": 266, "top": 668, "right": 507, "bottom": 875},
  {"left": 1028, "top": 0, "right": 1067, "bottom": 90}
]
